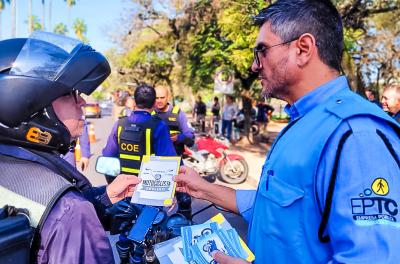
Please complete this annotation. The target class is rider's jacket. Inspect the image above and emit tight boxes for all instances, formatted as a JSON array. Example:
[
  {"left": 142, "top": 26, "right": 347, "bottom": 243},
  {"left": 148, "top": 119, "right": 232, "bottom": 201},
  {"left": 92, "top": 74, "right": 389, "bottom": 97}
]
[
  {"left": 117, "top": 116, "right": 161, "bottom": 175},
  {"left": 0, "top": 144, "right": 113, "bottom": 263}
]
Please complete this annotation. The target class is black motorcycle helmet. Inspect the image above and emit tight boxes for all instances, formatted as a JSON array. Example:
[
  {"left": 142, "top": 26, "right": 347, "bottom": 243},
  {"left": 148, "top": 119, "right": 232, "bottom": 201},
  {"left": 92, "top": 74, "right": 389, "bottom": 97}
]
[{"left": 0, "top": 31, "right": 110, "bottom": 154}]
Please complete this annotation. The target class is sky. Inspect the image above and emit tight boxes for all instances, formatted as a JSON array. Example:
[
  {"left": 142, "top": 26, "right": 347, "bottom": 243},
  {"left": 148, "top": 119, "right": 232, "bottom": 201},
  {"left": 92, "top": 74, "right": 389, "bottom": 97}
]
[{"left": 0, "top": 0, "right": 136, "bottom": 52}]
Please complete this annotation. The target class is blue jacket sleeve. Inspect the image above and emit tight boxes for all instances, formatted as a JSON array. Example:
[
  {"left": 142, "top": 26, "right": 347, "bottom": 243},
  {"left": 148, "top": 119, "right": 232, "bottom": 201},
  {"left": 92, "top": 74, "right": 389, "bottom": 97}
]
[
  {"left": 317, "top": 116, "right": 400, "bottom": 263},
  {"left": 236, "top": 189, "right": 256, "bottom": 224},
  {"left": 176, "top": 110, "right": 195, "bottom": 147},
  {"left": 154, "top": 121, "right": 178, "bottom": 156}
]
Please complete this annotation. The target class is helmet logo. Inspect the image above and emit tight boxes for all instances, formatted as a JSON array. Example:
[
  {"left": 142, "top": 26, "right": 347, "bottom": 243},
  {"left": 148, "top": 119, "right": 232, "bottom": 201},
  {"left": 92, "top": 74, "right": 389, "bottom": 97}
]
[{"left": 26, "top": 127, "right": 52, "bottom": 145}]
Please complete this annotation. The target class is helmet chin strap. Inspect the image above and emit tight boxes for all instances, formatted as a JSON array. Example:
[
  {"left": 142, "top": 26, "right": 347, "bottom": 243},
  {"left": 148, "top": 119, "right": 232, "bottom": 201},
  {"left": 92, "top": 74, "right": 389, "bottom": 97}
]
[{"left": 44, "top": 105, "right": 72, "bottom": 154}]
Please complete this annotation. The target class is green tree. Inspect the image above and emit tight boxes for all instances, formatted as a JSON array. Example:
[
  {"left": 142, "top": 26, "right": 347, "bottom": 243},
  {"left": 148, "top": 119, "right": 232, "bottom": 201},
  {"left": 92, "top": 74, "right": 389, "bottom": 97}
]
[
  {"left": 110, "top": 0, "right": 400, "bottom": 105},
  {"left": 336, "top": 0, "right": 400, "bottom": 93},
  {"left": 73, "top": 18, "right": 88, "bottom": 42},
  {"left": 53, "top": 22, "right": 68, "bottom": 35},
  {"left": 27, "top": 15, "right": 43, "bottom": 31}
]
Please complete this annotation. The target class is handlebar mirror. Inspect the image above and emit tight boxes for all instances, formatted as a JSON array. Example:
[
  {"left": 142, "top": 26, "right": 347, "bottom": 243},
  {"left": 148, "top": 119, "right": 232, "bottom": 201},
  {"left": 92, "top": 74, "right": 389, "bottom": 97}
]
[{"left": 95, "top": 156, "right": 121, "bottom": 177}]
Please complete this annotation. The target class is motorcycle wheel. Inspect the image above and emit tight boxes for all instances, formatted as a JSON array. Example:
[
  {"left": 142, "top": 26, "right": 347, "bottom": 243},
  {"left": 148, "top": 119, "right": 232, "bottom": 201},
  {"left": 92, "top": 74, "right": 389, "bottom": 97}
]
[
  {"left": 251, "top": 123, "right": 260, "bottom": 136},
  {"left": 219, "top": 159, "right": 249, "bottom": 184}
]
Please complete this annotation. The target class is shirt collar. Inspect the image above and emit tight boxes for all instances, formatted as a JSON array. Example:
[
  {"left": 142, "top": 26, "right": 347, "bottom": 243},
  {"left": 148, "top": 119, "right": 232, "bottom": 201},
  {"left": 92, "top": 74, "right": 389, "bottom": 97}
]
[
  {"left": 284, "top": 76, "right": 349, "bottom": 121},
  {"left": 154, "top": 104, "right": 171, "bottom": 113},
  {"left": 133, "top": 109, "right": 151, "bottom": 115}
]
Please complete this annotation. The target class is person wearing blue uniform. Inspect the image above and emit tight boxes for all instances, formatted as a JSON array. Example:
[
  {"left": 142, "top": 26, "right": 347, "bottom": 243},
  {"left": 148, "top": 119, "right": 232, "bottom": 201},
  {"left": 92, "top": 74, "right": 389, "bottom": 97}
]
[
  {"left": 174, "top": 1, "right": 400, "bottom": 263},
  {"left": 103, "top": 84, "right": 177, "bottom": 176},
  {"left": 153, "top": 85, "right": 195, "bottom": 219}
]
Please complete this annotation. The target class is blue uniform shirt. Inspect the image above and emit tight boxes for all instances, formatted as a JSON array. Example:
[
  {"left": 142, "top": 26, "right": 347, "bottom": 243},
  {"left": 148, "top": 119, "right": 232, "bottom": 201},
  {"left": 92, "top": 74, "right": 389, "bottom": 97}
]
[
  {"left": 236, "top": 76, "right": 400, "bottom": 263},
  {"left": 103, "top": 110, "right": 177, "bottom": 157}
]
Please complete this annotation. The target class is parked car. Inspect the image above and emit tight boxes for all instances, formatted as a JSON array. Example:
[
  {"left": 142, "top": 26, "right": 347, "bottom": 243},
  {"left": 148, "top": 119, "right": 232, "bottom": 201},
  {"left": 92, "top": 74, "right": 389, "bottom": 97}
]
[
  {"left": 84, "top": 103, "right": 101, "bottom": 118},
  {"left": 99, "top": 100, "right": 113, "bottom": 116}
]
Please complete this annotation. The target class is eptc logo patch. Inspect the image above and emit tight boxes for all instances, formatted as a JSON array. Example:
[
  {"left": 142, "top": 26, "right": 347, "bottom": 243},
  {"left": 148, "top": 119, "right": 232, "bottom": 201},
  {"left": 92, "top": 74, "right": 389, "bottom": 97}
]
[{"left": 351, "top": 178, "right": 398, "bottom": 225}]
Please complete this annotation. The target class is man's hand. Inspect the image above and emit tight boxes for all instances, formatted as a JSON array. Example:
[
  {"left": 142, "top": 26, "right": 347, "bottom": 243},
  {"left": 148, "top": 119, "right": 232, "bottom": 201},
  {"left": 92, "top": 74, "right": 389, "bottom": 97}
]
[
  {"left": 212, "top": 251, "right": 250, "bottom": 264},
  {"left": 79, "top": 157, "right": 90, "bottom": 171},
  {"left": 106, "top": 174, "right": 142, "bottom": 204},
  {"left": 174, "top": 166, "right": 210, "bottom": 199},
  {"left": 170, "top": 134, "right": 178, "bottom": 142}
]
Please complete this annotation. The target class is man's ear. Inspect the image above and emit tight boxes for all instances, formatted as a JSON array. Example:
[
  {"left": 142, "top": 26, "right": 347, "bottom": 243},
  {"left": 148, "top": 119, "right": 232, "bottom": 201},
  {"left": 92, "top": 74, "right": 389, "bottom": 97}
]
[{"left": 295, "top": 33, "right": 317, "bottom": 67}]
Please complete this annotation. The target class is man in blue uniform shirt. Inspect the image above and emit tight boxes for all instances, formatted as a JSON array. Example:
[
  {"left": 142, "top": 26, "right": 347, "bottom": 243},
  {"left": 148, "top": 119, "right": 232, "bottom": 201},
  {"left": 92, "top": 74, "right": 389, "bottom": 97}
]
[{"left": 174, "top": 1, "right": 400, "bottom": 263}]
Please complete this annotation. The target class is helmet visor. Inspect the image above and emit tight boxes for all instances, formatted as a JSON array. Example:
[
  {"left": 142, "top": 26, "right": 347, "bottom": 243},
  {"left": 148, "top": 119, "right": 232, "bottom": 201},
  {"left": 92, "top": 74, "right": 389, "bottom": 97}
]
[{"left": 9, "top": 31, "right": 83, "bottom": 81}]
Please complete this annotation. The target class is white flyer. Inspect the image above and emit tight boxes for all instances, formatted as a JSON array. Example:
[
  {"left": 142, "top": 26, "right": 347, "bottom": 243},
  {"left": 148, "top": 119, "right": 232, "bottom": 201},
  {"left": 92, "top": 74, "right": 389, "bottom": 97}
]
[{"left": 131, "top": 155, "right": 181, "bottom": 206}]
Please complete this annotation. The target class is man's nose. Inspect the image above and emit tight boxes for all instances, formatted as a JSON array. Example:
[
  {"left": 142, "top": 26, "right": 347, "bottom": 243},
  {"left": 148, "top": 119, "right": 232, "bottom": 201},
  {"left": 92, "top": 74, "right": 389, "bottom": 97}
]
[
  {"left": 250, "top": 60, "right": 260, "bottom": 73},
  {"left": 77, "top": 94, "right": 86, "bottom": 107}
]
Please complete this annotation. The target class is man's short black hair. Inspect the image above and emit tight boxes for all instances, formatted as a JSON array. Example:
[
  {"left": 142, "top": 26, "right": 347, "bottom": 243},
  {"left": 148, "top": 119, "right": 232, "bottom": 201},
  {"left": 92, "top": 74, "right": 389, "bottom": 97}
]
[
  {"left": 254, "top": 0, "right": 343, "bottom": 72},
  {"left": 134, "top": 84, "right": 156, "bottom": 109}
]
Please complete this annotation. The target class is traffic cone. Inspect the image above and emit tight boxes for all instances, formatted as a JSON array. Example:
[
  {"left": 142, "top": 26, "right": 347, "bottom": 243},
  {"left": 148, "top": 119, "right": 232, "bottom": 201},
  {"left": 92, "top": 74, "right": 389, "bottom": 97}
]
[
  {"left": 74, "top": 138, "right": 82, "bottom": 162},
  {"left": 88, "top": 123, "right": 96, "bottom": 143}
]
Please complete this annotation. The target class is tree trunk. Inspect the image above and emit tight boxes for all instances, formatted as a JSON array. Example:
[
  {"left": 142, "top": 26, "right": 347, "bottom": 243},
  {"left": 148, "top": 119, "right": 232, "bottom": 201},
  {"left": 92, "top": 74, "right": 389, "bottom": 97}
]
[
  {"left": 42, "top": 0, "right": 45, "bottom": 30},
  {"left": 28, "top": 0, "right": 32, "bottom": 33},
  {"left": 237, "top": 71, "right": 258, "bottom": 136},
  {"left": 166, "top": 79, "right": 175, "bottom": 106},
  {"left": 0, "top": 11, "right": 2, "bottom": 39},
  {"left": 11, "top": 0, "right": 16, "bottom": 37},
  {"left": 48, "top": 0, "right": 52, "bottom": 31}
]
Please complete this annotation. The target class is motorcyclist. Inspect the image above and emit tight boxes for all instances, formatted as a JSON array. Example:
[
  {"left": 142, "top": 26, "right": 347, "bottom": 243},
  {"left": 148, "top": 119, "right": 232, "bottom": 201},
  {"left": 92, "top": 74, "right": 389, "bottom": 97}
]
[{"left": 0, "top": 31, "right": 140, "bottom": 263}]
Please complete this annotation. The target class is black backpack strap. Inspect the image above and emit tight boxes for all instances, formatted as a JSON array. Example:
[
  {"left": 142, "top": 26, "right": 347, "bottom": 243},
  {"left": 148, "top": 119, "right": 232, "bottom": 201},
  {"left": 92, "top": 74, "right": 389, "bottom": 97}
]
[{"left": 318, "top": 130, "right": 352, "bottom": 243}]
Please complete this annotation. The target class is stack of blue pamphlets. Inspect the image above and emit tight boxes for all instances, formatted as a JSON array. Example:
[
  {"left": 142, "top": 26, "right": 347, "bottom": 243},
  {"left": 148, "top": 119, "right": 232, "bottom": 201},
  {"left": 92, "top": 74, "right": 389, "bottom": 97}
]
[
  {"left": 181, "top": 214, "right": 255, "bottom": 263},
  {"left": 154, "top": 213, "right": 255, "bottom": 264}
]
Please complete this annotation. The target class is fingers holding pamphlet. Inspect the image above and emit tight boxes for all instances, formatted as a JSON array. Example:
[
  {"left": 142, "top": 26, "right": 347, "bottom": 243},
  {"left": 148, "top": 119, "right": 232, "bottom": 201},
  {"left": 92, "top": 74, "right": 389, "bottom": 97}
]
[{"left": 131, "top": 156, "right": 181, "bottom": 206}]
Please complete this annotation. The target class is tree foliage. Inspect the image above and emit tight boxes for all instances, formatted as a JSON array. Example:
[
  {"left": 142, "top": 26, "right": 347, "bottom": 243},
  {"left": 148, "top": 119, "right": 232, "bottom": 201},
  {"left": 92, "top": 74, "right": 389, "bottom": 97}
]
[
  {"left": 53, "top": 22, "right": 68, "bottom": 35},
  {"left": 73, "top": 18, "right": 88, "bottom": 42},
  {"left": 107, "top": 0, "right": 400, "bottom": 99}
]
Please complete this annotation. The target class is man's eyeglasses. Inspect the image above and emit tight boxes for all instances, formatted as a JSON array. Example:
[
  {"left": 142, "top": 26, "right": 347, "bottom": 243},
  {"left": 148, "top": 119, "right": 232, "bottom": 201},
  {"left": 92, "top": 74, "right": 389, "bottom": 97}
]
[
  {"left": 253, "top": 37, "right": 299, "bottom": 69},
  {"left": 70, "top": 90, "right": 81, "bottom": 104}
]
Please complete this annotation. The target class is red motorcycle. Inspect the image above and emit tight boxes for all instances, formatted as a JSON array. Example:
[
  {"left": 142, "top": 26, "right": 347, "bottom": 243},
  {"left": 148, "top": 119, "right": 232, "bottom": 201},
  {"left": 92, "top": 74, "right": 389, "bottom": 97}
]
[{"left": 183, "top": 135, "right": 249, "bottom": 184}]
